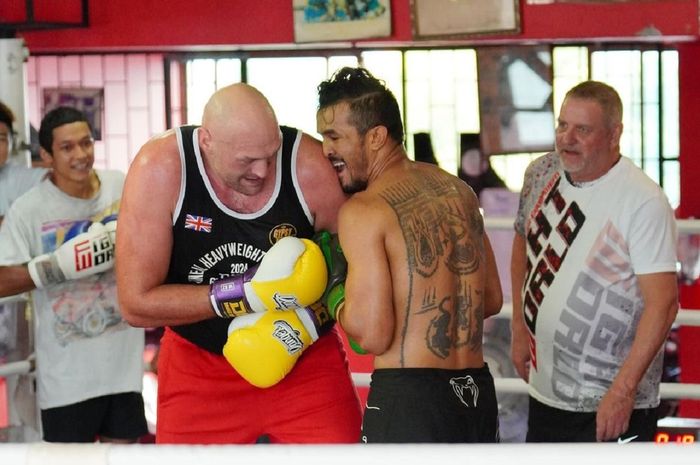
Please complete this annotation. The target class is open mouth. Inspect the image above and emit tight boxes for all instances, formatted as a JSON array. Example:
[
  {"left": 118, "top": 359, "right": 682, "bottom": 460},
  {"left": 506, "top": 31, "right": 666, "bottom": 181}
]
[{"left": 331, "top": 159, "right": 346, "bottom": 173}]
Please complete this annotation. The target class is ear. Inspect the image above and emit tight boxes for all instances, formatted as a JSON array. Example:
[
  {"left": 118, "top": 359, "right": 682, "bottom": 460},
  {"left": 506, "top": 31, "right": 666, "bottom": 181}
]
[
  {"left": 198, "top": 127, "right": 212, "bottom": 151},
  {"left": 610, "top": 122, "right": 623, "bottom": 149},
  {"left": 366, "top": 125, "right": 388, "bottom": 151},
  {"left": 39, "top": 147, "right": 53, "bottom": 167}
]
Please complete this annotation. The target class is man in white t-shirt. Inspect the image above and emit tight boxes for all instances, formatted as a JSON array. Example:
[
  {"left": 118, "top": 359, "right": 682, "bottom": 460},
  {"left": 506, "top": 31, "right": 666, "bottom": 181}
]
[
  {"left": 510, "top": 81, "right": 678, "bottom": 442},
  {"left": 0, "top": 106, "right": 146, "bottom": 443}
]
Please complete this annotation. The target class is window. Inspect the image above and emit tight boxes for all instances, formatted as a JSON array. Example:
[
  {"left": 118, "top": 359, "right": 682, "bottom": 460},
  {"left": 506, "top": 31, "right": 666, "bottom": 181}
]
[{"left": 178, "top": 44, "right": 679, "bottom": 207}]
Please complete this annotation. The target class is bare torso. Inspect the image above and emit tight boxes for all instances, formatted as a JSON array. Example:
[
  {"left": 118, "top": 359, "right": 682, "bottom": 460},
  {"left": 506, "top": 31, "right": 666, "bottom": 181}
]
[{"left": 341, "top": 160, "right": 488, "bottom": 370}]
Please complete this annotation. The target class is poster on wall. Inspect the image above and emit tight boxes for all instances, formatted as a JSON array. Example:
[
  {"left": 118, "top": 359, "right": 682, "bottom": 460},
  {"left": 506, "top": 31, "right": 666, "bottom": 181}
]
[
  {"left": 476, "top": 45, "right": 555, "bottom": 155},
  {"left": 293, "top": 0, "right": 391, "bottom": 43},
  {"left": 42, "top": 88, "right": 104, "bottom": 140},
  {"left": 411, "top": 0, "right": 520, "bottom": 39}
]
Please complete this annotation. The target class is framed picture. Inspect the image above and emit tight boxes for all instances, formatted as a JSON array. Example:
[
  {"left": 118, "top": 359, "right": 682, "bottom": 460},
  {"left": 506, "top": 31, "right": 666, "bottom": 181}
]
[
  {"left": 476, "top": 45, "right": 555, "bottom": 155},
  {"left": 411, "top": 0, "right": 520, "bottom": 39},
  {"left": 42, "top": 88, "right": 104, "bottom": 140},
  {"left": 293, "top": 0, "right": 392, "bottom": 43}
]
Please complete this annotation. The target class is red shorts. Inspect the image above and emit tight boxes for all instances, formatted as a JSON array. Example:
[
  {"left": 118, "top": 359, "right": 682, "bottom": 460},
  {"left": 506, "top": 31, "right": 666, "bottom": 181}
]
[{"left": 156, "top": 326, "right": 362, "bottom": 444}]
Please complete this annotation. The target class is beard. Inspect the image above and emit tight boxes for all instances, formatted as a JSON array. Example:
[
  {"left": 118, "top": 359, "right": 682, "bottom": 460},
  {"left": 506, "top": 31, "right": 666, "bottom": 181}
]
[{"left": 341, "top": 177, "right": 368, "bottom": 194}]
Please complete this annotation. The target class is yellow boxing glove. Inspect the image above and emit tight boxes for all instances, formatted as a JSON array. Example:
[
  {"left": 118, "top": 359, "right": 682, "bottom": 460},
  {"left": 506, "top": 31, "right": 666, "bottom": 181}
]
[
  {"left": 223, "top": 308, "right": 319, "bottom": 388},
  {"left": 210, "top": 237, "right": 328, "bottom": 317}
]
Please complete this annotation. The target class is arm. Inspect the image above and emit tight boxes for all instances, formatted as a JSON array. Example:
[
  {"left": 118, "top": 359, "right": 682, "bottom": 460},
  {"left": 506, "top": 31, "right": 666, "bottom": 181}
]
[
  {"left": 0, "top": 265, "right": 34, "bottom": 297},
  {"left": 336, "top": 198, "right": 395, "bottom": 355},
  {"left": 116, "top": 132, "right": 213, "bottom": 328},
  {"left": 483, "top": 232, "right": 503, "bottom": 318},
  {"left": 595, "top": 271, "right": 678, "bottom": 441},
  {"left": 510, "top": 231, "right": 531, "bottom": 381},
  {"left": 295, "top": 133, "right": 348, "bottom": 232}
]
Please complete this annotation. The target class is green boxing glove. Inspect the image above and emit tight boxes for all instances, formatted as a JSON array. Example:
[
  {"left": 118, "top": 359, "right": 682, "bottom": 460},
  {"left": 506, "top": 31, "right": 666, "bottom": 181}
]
[{"left": 313, "top": 231, "right": 367, "bottom": 355}]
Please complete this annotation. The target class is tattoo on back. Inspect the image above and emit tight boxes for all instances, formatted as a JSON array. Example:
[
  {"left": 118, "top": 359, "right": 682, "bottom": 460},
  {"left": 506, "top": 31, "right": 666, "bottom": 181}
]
[{"left": 380, "top": 173, "right": 485, "bottom": 364}]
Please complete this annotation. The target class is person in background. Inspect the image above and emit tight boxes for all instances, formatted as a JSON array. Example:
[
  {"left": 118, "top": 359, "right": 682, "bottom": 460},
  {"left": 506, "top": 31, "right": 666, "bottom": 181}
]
[
  {"left": 0, "top": 101, "right": 47, "bottom": 226},
  {"left": 316, "top": 66, "right": 502, "bottom": 443},
  {"left": 412, "top": 132, "right": 439, "bottom": 166},
  {"left": 510, "top": 80, "right": 678, "bottom": 442},
  {"left": 0, "top": 100, "right": 47, "bottom": 436},
  {"left": 0, "top": 106, "right": 147, "bottom": 443},
  {"left": 458, "top": 133, "right": 506, "bottom": 199},
  {"left": 116, "top": 83, "right": 361, "bottom": 444}
]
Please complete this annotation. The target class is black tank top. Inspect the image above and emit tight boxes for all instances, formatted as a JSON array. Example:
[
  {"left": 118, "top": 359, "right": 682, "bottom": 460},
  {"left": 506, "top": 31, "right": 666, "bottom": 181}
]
[{"left": 167, "top": 125, "right": 315, "bottom": 353}]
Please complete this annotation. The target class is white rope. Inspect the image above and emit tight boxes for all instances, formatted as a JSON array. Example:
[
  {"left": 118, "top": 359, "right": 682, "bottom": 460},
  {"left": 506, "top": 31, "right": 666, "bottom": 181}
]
[
  {"left": 1, "top": 442, "right": 699, "bottom": 465},
  {"left": 492, "top": 304, "right": 700, "bottom": 327},
  {"left": 350, "top": 372, "right": 700, "bottom": 400},
  {"left": 0, "top": 360, "right": 32, "bottom": 378},
  {"left": 484, "top": 217, "right": 700, "bottom": 234}
]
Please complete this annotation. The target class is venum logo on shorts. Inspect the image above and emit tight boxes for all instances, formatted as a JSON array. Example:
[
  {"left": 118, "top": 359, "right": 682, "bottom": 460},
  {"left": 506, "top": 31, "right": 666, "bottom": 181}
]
[
  {"left": 272, "top": 320, "right": 303, "bottom": 354},
  {"left": 269, "top": 223, "right": 297, "bottom": 244},
  {"left": 450, "top": 375, "right": 479, "bottom": 408}
]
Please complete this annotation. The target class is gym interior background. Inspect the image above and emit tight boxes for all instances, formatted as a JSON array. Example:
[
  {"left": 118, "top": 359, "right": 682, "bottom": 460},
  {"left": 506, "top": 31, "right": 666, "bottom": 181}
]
[{"left": 2, "top": 0, "right": 700, "bottom": 443}]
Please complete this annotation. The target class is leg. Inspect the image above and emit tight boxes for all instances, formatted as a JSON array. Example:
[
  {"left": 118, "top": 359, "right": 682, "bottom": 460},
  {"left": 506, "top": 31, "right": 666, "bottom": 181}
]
[
  {"left": 264, "top": 331, "right": 362, "bottom": 443},
  {"left": 155, "top": 329, "right": 263, "bottom": 444},
  {"left": 98, "top": 392, "right": 147, "bottom": 443},
  {"left": 40, "top": 397, "right": 106, "bottom": 443},
  {"left": 526, "top": 396, "right": 596, "bottom": 442}
]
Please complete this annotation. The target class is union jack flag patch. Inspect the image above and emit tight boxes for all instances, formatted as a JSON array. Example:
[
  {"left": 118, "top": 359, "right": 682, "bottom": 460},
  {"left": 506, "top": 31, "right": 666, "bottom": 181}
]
[{"left": 185, "top": 214, "right": 213, "bottom": 233}]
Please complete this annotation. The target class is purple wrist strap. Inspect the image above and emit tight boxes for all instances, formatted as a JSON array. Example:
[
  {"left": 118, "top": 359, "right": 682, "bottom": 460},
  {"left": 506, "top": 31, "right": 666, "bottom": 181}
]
[{"left": 209, "top": 265, "right": 257, "bottom": 318}]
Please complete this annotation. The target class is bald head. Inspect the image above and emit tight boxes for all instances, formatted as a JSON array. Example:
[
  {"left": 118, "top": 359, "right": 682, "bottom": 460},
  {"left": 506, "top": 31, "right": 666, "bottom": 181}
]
[{"left": 202, "top": 83, "right": 279, "bottom": 142}]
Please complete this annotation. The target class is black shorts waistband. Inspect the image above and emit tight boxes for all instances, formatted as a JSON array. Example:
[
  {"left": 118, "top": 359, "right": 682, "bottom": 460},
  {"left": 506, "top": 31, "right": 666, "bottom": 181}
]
[{"left": 371, "top": 364, "right": 492, "bottom": 384}]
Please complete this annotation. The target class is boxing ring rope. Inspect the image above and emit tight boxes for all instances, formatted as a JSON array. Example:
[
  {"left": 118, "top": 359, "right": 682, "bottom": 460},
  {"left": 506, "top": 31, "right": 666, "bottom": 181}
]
[{"left": 0, "top": 442, "right": 698, "bottom": 465}]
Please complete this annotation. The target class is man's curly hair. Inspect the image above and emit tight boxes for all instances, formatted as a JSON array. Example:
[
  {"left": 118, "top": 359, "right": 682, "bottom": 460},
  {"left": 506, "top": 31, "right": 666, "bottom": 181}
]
[{"left": 317, "top": 67, "right": 404, "bottom": 144}]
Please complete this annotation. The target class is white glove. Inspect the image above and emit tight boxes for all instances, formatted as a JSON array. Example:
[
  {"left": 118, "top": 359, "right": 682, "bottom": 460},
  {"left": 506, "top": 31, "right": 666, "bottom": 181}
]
[{"left": 28, "top": 222, "right": 115, "bottom": 288}]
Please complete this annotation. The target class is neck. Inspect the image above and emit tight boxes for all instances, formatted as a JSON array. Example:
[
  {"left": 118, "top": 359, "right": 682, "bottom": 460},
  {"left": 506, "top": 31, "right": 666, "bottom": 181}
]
[
  {"left": 367, "top": 142, "right": 407, "bottom": 184},
  {"left": 51, "top": 171, "right": 100, "bottom": 199}
]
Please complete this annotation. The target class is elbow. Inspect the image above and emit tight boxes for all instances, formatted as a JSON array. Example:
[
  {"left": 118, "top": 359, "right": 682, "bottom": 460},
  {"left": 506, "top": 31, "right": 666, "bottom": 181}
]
[
  {"left": 343, "top": 321, "right": 392, "bottom": 355},
  {"left": 118, "top": 294, "right": 151, "bottom": 328},
  {"left": 354, "top": 322, "right": 394, "bottom": 355},
  {"left": 352, "top": 334, "right": 391, "bottom": 356},
  {"left": 485, "top": 300, "right": 503, "bottom": 319},
  {"left": 484, "top": 290, "right": 504, "bottom": 318}
]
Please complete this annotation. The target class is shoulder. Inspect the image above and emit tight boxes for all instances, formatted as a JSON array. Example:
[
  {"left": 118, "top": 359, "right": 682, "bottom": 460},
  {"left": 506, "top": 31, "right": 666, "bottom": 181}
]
[
  {"left": 338, "top": 193, "right": 388, "bottom": 245},
  {"left": 96, "top": 169, "right": 126, "bottom": 183},
  {"left": 617, "top": 157, "right": 668, "bottom": 202},
  {"left": 292, "top": 131, "right": 335, "bottom": 189},
  {"left": 4, "top": 179, "right": 48, "bottom": 216},
  {"left": 2, "top": 162, "right": 46, "bottom": 186},
  {"left": 526, "top": 151, "right": 560, "bottom": 176},
  {"left": 294, "top": 131, "right": 323, "bottom": 161},
  {"left": 126, "top": 129, "right": 182, "bottom": 182}
]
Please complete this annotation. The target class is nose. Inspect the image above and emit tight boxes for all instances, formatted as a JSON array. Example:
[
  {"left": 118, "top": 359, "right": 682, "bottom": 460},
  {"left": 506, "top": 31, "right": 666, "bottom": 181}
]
[
  {"left": 249, "top": 158, "right": 269, "bottom": 179},
  {"left": 321, "top": 140, "right": 334, "bottom": 159},
  {"left": 557, "top": 127, "right": 575, "bottom": 146}
]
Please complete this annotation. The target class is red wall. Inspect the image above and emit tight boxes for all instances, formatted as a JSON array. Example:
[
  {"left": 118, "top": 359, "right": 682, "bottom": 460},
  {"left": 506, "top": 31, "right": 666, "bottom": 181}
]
[
  {"left": 677, "top": 42, "right": 700, "bottom": 417},
  {"left": 13, "top": 0, "right": 700, "bottom": 51}
]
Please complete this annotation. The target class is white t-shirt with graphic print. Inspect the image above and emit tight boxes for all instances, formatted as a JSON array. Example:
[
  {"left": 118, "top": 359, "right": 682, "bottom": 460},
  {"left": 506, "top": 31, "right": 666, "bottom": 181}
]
[
  {"left": 521, "top": 156, "right": 677, "bottom": 412},
  {"left": 0, "top": 170, "right": 144, "bottom": 409}
]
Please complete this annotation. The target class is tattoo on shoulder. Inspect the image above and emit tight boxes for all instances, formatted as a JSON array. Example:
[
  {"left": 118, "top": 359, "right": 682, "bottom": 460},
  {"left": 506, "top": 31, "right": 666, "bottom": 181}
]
[{"left": 380, "top": 173, "right": 484, "bottom": 278}]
